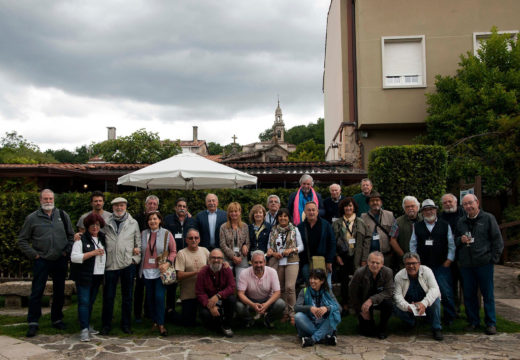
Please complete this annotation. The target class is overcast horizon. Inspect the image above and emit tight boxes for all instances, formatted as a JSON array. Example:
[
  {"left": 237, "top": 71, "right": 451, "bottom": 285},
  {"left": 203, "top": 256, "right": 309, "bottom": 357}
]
[{"left": 0, "top": 1, "right": 330, "bottom": 151}]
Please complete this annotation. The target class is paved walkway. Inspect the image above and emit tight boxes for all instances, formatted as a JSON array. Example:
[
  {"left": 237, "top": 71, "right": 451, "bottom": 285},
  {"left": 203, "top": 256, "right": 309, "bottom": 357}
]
[{"left": 0, "top": 265, "right": 519, "bottom": 360}]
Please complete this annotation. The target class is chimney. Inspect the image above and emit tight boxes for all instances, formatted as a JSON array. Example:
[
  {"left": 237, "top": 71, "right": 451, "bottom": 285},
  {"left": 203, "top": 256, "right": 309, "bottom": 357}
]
[
  {"left": 107, "top": 127, "right": 116, "bottom": 140},
  {"left": 193, "top": 126, "right": 198, "bottom": 142}
]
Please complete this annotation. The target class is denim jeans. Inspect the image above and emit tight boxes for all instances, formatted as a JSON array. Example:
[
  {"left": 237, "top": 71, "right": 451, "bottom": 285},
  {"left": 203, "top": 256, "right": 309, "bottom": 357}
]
[
  {"left": 28, "top": 256, "right": 67, "bottom": 325},
  {"left": 102, "top": 264, "right": 135, "bottom": 329},
  {"left": 144, "top": 277, "right": 166, "bottom": 325},
  {"left": 294, "top": 312, "right": 336, "bottom": 342},
  {"left": 431, "top": 265, "right": 457, "bottom": 321},
  {"left": 459, "top": 263, "right": 496, "bottom": 327},
  {"left": 76, "top": 275, "right": 103, "bottom": 330},
  {"left": 393, "top": 298, "right": 442, "bottom": 330},
  {"left": 301, "top": 263, "right": 332, "bottom": 289}
]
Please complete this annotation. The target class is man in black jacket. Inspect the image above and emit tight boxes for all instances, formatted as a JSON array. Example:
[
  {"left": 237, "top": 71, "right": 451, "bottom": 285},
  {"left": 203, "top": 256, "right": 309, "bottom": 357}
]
[
  {"left": 456, "top": 194, "right": 503, "bottom": 335},
  {"left": 18, "top": 189, "right": 74, "bottom": 337},
  {"left": 349, "top": 251, "right": 394, "bottom": 339}
]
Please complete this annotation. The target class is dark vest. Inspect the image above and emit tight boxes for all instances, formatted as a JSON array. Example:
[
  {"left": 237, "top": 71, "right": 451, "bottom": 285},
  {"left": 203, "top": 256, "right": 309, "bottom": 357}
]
[
  {"left": 70, "top": 232, "right": 105, "bottom": 286},
  {"left": 415, "top": 219, "right": 449, "bottom": 268},
  {"left": 396, "top": 214, "right": 422, "bottom": 254}
]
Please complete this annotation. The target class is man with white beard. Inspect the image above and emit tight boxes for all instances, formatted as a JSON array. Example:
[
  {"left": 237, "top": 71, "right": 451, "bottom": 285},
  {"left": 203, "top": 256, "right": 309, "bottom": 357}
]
[
  {"left": 195, "top": 249, "right": 236, "bottom": 337},
  {"left": 19, "top": 189, "right": 74, "bottom": 337},
  {"left": 410, "top": 199, "right": 457, "bottom": 325},
  {"left": 101, "top": 197, "right": 141, "bottom": 335}
]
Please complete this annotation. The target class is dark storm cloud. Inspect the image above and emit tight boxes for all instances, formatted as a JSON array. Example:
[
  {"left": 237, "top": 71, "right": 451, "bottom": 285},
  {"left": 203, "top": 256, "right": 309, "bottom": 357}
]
[{"left": 0, "top": 1, "right": 326, "bottom": 120}]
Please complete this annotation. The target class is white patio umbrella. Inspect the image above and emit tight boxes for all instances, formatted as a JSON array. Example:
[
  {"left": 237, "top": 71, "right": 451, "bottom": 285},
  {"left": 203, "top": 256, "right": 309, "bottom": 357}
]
[{"left": 117, "top": 152, "right": 257, "bottom": 189}]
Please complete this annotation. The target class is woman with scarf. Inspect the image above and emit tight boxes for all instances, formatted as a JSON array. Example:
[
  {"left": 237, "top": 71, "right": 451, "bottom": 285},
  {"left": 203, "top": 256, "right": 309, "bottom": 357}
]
[
  {"left": 287, "top": 174, "right": 325, "bottom": 225},
  {"left": 294, "top": 268, "right": 341, "bottom": 347},
  {"left": 332, "top": 197, "right": 371, "bottom": 316},
  {"left": 139, "top": 211, "right": 176, "bottom": 336},
  {"left": 266, "top": 208, "right": 303, "bottom": 321},
  {"left": 71, "top": 213, "right": 106, "bottom": 342},
  {"left": 248, "top": 204, "right": 271, "bottom": 256},
  {"left": 220, "top": 202, "right": 250, "bottom": 284}
]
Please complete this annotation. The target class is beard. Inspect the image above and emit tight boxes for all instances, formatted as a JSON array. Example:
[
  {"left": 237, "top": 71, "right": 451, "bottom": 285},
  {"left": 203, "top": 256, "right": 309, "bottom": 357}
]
[
  {"left": 210, "top": 262, "right": 222, "bottom": 272},
  {"left": 443, "top": 206, "right": 457, "bottom": 213},
  {"left": 41, "top": 203, "right": 54, "bottom": 211},
  {"left": 424, "top": 215, "right": 437, "bottom": 222}
]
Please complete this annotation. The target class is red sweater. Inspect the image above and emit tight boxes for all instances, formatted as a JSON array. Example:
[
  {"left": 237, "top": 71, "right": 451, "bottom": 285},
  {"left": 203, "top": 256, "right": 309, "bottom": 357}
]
[{"left": 195, "top": 265, "right": 235, "bottom": 307}]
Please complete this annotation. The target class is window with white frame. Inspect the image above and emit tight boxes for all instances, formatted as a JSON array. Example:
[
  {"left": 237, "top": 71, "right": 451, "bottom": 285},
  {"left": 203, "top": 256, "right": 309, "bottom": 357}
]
[
  {"left": 473, "top": 31, "right": 518, "bottom": 55},
  {"left": 382, "top": 35, "right": 426, "bottom": 88}
]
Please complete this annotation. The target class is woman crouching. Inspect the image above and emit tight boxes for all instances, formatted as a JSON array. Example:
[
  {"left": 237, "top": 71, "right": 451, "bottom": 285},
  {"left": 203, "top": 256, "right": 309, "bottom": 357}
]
[{"left": 294, "top": 268, "right": 341, "bottom": 347}]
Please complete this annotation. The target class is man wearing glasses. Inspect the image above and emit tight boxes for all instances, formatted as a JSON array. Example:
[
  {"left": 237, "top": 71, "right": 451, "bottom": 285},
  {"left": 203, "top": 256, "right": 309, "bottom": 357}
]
[
  {"left": 175, "top": 229, "right": 210, "bottom": 326},
  {"left": 195, "top": 249, "right": 236, "bottom": 337},
  {"left": 394, "top": 252, "right": 443, "bottom": 341},
  {"left": 456, "top": 194, "right": 503, "bottom": 335}
]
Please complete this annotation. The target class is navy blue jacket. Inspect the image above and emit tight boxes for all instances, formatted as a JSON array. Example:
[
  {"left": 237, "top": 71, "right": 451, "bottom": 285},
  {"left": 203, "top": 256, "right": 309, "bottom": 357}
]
[
  {"left": 323, "top": 196, "right": 345, "bottom": 223},
  {"left": 297, "top": 218, "right": 336, "bottom": 265},
  {"left": 194, "top": 209, "right": 227, "bottom": 250},
  {"left": 163, "top": 213, "right": 195, "bottom": 251}
]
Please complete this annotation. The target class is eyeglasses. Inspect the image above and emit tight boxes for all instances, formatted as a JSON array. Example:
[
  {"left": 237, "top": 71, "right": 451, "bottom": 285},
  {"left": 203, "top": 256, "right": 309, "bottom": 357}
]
[
  {"left": 186, "top": 236, "right": 200, "bottom": 240},
  {"left": 210, "top": 256, "right": 223, "bottom": 260},
  {"left": 462, "top": 200, "right": 475, "bottom": 206},
  {"left": 404, "top": 262, "right": 419, "bottom": 267}
]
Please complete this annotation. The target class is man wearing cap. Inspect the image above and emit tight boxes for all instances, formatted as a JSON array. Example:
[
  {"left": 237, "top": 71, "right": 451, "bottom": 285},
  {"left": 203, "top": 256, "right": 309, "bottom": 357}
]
[
  {"left": 456, "top": 194, "right": 503, "bottom": 335},
  {"left": 361, "top": 192, "right": 396, "bottom": 268},
  {"left": 353, "top": 178, "right": 373, "bottom": 216},
  {"left": 389, "top": 196, "right": 423, "bottom": 271},
  {"left": 101, "top": 197, "right": 141, "bottom": 335},
  {"left": 410, "top": 199, "right": 456, "bottom": 325}
]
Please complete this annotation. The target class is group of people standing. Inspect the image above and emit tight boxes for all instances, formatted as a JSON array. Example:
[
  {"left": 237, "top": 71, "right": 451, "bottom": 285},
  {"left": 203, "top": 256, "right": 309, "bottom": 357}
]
[{"left": 17, "top": 173, "right": 503, "bottom": 347}]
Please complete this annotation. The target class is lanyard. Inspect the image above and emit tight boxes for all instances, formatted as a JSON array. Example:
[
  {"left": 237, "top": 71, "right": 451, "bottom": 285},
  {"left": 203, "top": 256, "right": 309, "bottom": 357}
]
[{"left": 148, "top": 232, "right": 157, "bottom": 255}]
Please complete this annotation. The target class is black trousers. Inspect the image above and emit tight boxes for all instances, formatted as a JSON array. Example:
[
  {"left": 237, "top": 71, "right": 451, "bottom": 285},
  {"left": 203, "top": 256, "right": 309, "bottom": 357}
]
[
  {"left": 199, "top": 295, "right": 236, "bottom": 329},
  {"left": 357, "top": 298, "right": 393, "bottom": 336}
]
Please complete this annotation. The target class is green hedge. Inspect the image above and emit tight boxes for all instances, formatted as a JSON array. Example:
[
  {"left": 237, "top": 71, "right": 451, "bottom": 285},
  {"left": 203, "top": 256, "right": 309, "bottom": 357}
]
[
  {"left": 368, "top": 145, "right": 448, "bottom": 216},
  {"left": 0, "top": 184, "right": 360, "bottom": 276}
]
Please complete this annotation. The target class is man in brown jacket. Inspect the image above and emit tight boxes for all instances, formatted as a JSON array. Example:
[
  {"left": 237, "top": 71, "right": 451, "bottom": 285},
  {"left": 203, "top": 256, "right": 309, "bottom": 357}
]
[{"left": 349, "top": 251, "right": 394, "bottom": 339}]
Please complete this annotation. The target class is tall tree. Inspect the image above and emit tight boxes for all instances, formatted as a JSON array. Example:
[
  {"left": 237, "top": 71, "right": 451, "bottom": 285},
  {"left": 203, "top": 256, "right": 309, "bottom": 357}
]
[
  {"left": 257, "top": 118, "right": 324, "bottom": 145},
  {"left": 0, "top": 131, "right": 57, "bottom": 164},
  {"left": 207, "top": 142, "right": 224, "bottom": 155},
  {"left": 90, "top": 129, "right": 181, "bottom": 164},
  {"left": 425, "top": 27, "right": 520, "bottom": 199},
  {"left": 287, "top": 139, "right": 325, "bottom": 162}
]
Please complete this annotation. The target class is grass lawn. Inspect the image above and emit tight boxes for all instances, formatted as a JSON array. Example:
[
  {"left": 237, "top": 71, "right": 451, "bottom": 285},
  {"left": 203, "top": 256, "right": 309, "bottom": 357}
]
[{"left": 0, "top": 289, "right": 519, "bottom": 339}]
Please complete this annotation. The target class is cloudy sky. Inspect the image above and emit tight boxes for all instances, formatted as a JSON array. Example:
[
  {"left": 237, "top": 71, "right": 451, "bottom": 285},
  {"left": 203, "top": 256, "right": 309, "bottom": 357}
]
[{"left": 0, "top": 1, "right": 330, "bottom": 151}]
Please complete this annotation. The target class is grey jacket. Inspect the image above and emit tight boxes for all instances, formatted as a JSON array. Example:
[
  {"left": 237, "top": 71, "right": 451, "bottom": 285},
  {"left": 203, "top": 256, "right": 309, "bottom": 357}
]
[
  {"left": 332, "top": 217, "right": 371, "bottom": 268},
  {"left": 394, "top": 265, "right": 440, "bottom": 311},
  {"left": 455, "top": 210, "right": 504, "bottom": 268},
  {"left": 18, "top": 208, "right": 74, "bottom": 261},
  {"left": 104, "top": 213, "right": 141, "bottom": 270}
]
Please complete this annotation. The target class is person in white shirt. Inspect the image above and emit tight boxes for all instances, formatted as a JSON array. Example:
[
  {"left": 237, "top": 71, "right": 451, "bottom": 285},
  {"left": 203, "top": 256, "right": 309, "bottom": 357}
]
[{"left": 70, "top": 213, "right": 107, "bottom": 342}]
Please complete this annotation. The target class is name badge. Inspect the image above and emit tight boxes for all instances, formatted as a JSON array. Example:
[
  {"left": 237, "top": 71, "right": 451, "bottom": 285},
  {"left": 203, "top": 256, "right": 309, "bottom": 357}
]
[
  {"left": 233, "top": 246, "right": 240, "bottom": 253},
  {"left": 175, "top": 233, "right": 182, "bottom": 239},
  {"left": 332, "top": 217, "right": 339, "bottom": 223},
  {"left": 148, "top": 258, "right": 156, "bottom": 264},
  {"left": 425, "top": 239, "right": 433, "bottom": 246},
  {"left": 373, "top": 234, "right": 380, "bottom": 241},
  {"left": 86, "top": 244, "right": 91, "bottom": 248},
  {"left": 348, "top": 238, "right": 356, "bottom": 244}
]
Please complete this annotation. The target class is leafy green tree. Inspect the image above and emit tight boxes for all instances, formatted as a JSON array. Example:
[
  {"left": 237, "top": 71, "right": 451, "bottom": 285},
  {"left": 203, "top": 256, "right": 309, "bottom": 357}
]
[
  {"left": 90, "top": 129, "right": 181, "bottom": 164},
  {"left": 425, "top": 28, "right": 520, "bottom": 198},
  {"left": 0, "top": 131, "right": 57, "bottom": 164},
  {"left": 287, "top": 139, "right": 325, "bottom": 161},
  {"left": 45, "top": 145, "right": 91, "bottom": 163},
  {"left": 258, "top": 128, "right": 273, "bottom": 142},
  {"left": 207, "top": 142, "right": 223, "bottom": 155}
]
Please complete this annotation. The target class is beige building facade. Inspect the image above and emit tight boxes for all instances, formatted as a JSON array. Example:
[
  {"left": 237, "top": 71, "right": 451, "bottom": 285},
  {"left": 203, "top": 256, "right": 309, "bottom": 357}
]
[{"left": 324, "top": 0, "right": 520, "bottom": 168}]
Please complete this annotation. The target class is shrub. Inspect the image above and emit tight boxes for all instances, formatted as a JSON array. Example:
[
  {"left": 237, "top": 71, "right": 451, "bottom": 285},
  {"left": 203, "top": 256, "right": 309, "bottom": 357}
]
[{"left": 368, "top": 145, "right": 448, "bottom": 216}]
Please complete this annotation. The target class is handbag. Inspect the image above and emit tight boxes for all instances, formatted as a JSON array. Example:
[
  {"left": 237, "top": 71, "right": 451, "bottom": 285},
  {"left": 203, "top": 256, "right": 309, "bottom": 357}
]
[
  {"left": 311, "top": 256, "right": 326, "bottom": 271},
  {"left": 156, "top": 231, "right": 177, "bottom": 285}
]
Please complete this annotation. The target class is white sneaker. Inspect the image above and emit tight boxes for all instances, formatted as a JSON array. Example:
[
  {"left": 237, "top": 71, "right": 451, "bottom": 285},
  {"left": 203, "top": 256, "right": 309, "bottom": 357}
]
[
  {"left": 80, "top": 328, "right": 90, "bottom": 342},
  {"left": 89, "top": 326, "right": 99, "bottom": 335}
]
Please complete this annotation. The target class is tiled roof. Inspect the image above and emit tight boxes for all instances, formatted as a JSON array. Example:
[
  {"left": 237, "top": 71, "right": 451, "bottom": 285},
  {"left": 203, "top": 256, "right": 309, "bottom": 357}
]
[{"left": 179, "top": 140, "right": 207, "bottom": 147}]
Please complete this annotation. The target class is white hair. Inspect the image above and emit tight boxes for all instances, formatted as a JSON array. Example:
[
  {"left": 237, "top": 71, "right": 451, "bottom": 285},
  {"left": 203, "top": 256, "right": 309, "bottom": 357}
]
[
  {"left": 441, "top": 193, "right": 458, "bottom": 204},
  {"left": 267, "top": 194, "right": 280, "bottom": 206},
  {"left": 329, "top": 183, "right": 341, "bottom": 190},
  {"left": 145, "top": 195, "right": 159, "bottom": 205},
  {"left": 402, "top": 196, "right": 420, "bottom": 210},
  {"left": 299, "top": 174, "right": 314, "bottom": 186},
  {"left": 40, "top": 189, "right": 54, "bottom": 199}
]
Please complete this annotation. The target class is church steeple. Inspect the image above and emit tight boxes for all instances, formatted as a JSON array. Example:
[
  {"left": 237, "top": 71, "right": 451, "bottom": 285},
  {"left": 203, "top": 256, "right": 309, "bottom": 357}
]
[{"left": 273, "top": 98, "right": 285, "bottom": 143}]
